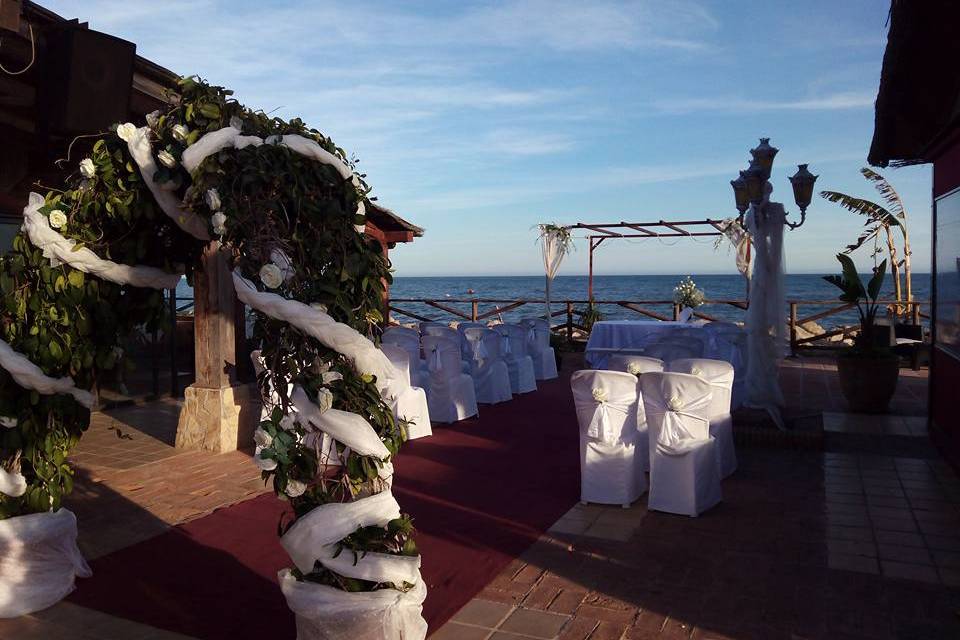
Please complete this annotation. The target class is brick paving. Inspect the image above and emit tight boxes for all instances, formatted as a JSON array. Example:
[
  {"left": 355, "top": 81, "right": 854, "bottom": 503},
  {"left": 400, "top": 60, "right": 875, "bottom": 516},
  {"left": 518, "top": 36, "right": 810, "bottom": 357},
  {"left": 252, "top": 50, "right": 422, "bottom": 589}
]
[{"left": 1, "top": 357, "right": 956, "bottom": 640}]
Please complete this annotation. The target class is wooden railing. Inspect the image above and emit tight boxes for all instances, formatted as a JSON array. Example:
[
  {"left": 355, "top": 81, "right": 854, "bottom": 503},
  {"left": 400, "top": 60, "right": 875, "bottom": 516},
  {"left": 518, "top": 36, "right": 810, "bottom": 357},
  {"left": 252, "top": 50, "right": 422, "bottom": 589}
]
[
  {"left": 787, "top": 299, "right": 928, "bottom": 355},
  {"left": 388, "top": 297, "right": 929, "bottom": 353}
]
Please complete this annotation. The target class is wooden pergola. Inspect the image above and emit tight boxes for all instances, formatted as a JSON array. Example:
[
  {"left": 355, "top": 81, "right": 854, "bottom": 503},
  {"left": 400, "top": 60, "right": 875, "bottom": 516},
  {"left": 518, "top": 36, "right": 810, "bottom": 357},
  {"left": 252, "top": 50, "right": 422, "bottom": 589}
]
[{"left": 562, "top": 219, "right": 747, "bottom": 300}]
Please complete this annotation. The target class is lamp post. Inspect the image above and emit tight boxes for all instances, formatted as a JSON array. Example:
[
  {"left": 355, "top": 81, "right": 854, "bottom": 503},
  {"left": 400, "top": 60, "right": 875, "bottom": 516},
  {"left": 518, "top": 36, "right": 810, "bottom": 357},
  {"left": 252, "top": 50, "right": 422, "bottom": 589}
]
[{"left": 731, "top": 138, "right": 817, "bottom": 430}]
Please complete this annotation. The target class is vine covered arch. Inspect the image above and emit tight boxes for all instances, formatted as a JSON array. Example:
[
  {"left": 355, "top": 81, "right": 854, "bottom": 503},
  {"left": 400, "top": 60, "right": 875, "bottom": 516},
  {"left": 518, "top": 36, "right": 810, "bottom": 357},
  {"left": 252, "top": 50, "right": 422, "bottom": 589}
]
[{"left": 0, "top": 78, "right": 427, "bottom": 635}]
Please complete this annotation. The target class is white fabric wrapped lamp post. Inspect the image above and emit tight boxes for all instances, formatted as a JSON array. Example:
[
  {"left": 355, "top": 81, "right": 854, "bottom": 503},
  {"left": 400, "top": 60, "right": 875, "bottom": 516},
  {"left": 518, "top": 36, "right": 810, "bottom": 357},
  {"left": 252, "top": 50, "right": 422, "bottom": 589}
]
[{"left": 730, "top": 139, "right": 817, "bottom": 430}]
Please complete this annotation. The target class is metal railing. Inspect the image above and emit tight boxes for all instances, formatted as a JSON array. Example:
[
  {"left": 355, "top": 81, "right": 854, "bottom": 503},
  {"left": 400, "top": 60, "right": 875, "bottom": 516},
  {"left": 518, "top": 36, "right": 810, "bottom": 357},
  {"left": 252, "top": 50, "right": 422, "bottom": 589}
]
[{"left": 388, "top": 297, "right": 929, "bottom": 353}]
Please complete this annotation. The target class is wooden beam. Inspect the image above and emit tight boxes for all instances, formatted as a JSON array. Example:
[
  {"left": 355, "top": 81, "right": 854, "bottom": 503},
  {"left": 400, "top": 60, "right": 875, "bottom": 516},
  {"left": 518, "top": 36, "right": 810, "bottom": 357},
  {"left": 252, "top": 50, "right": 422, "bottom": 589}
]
[
  {"left": 621, "top": 223, "right": 656, "bottom": 236},
  {"left": 660, "top": 220, "right": 691, "bottom": 235}
]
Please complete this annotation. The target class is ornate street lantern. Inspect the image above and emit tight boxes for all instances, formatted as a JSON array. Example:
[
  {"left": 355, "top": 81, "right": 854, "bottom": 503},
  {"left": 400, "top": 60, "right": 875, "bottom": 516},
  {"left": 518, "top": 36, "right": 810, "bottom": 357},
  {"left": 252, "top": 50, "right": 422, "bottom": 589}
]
[
  {"left": 742, "top": 160, "right": 766, "bottom": 204},
  {"left": 730, "top": 175, "right": 750, "bottom": 219},
  {"left": 749, "top": 137, "right": 779, "bottom": 180},
  {"left": 787, "top": 163, "right": 818, "bottom": 229}
]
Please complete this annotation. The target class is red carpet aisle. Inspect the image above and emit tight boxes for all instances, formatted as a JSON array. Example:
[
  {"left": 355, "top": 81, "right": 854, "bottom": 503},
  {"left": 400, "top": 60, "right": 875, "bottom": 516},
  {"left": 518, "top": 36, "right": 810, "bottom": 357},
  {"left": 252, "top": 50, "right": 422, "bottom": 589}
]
[{"left": 68, "top": 364, "right": 580, "bottom": 638}]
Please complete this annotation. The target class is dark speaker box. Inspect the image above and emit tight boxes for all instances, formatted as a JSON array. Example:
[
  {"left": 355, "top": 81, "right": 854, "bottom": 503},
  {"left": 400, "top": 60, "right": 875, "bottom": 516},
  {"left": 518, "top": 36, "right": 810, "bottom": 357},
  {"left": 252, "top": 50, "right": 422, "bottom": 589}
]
[{"left": 42, "top": 26, "right": 136, "bottom": 134}]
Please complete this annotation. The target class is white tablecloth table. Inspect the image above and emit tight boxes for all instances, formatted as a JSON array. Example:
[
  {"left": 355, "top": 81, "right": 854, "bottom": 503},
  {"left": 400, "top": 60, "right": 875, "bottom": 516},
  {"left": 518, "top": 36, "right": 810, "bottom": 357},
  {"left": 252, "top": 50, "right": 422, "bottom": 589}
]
[{"left": 585, "top": 320, "right": 705, "bottom": 368}]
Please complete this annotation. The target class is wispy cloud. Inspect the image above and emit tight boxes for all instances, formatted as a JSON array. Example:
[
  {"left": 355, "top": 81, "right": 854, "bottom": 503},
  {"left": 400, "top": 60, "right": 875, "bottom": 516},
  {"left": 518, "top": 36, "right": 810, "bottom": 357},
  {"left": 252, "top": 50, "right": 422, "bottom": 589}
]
[{"left": 651, "top": 91, "right": 875, "bottom": 115}]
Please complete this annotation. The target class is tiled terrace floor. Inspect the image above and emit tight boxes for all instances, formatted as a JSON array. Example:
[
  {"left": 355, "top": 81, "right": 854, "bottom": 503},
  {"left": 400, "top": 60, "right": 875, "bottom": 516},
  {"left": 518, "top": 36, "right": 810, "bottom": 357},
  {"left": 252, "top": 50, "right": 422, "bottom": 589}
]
[{"left": 1, "top": 355, "right": 955, "bottom": 640}]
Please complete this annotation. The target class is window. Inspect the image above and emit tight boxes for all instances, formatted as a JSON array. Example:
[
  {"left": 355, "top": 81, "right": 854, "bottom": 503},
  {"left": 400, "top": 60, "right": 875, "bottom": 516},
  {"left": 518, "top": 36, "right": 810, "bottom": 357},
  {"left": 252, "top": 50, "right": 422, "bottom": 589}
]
[{"left": 934, "top": 187, "right": 960, "bottom": 359}]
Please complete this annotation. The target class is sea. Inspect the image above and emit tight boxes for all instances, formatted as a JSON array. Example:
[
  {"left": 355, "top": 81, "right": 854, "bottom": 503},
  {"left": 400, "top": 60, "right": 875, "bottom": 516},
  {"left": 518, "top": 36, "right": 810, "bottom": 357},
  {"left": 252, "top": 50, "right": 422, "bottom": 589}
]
[{"left": 178, "top": 273, "right": 931, "bottom": 329}]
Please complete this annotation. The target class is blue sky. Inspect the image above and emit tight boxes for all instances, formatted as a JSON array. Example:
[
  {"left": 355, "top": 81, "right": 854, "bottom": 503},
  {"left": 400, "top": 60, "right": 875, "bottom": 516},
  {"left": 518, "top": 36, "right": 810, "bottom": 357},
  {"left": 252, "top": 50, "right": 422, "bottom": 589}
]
[{"left": 49, "top": 0, "right": 930, "bottom": 276}]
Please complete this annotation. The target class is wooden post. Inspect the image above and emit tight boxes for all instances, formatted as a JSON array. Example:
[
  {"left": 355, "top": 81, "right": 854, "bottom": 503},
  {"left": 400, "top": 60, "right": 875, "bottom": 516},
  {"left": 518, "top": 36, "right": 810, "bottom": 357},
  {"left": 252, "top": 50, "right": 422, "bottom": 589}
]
[
  {"left": 912, "top": 301, "right": 921, "bottom": 326},
  {"left": 168, "top": 288, "right": 178, "bottom": 397},
  {"left": 471, "top": 300, "right": 478, "bottom": 322},
  {"left": 176, "top": 243, "right": 258, "bottom": 452},
  {"left": 672, "top": 303, "right": 681, "bottom": 321},
  {"left": 588, "top": 238, "right": 595, "bottom": 302},
  {"left": 789, "top": 302, "right": 798, "bottom": 357},
  {"left": 566, "top": 301, "right": 574, "bottom": 343}
]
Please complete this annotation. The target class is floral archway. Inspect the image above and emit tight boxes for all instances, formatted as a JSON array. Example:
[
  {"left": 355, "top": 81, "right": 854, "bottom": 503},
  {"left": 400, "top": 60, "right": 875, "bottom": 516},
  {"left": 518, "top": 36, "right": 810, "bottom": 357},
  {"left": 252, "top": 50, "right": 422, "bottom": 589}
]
[{"left": 0, "top": 78, "right": 426, "bottom": 637}]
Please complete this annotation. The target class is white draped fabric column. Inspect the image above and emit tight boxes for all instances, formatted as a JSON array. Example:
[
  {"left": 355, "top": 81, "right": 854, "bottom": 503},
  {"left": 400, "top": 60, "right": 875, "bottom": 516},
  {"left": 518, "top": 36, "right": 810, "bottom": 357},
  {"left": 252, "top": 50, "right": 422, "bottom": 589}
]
[
  {"left": 539, "top": 227, "right": 568, "bottom": 322},
  {"left": 744, "top": 186, "right": 787, "bottom": 429}
]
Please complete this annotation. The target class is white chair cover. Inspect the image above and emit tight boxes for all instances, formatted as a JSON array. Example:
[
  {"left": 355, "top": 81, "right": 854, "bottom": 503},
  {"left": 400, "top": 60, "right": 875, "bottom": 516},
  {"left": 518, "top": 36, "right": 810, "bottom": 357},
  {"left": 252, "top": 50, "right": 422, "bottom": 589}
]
[
  {"left": 606, "top": 354, "right": 662, "bottom": 471},
  {"left": 644, "top": 340, "right": 703, "bottom": 362},
  {"left": 456, "top": 322, "right": 487, "bottom": 359},
  {"left": 418, "top": 321, "right": 446, "bottom": 334},
  {"left": 492, "top": 324, "right": 537, "bottom": 394},
  {"left": 640, "top": 372, "right": 722, "bottom": 517},
  {"left": 421, "top": 324, "right": 458, "bottom": 340},
  {"left": 380, "top": 344, "right": 432, "bottom": 440},
  {"left": 606, "top": 355, "right": 664, "bottom": 375},
  {"left": 383, "top": 329, "right": 425, "bottom": 384},
  {"left": 666, "top": 359, "right": 736, "bottom": 478},
  {"left": 570, "top": 370, "right": 647, "bottom": 506},
  {"left": 462, "top": 328, "right": 512, "bottom": 404},
  {"left": 706, "top": 327, "right": 747, "bottom": 408},
  {"left": 421, "top": 336, "right": 478, "bottom": 423},
  {"left": 524, "top": 318, "right": 558, "bottom": 380}
]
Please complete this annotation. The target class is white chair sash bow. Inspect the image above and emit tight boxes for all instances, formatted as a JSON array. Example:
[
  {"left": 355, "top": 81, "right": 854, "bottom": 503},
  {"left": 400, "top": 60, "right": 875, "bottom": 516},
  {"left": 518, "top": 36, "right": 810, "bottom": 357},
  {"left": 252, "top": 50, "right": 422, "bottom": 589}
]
[
  {"left": 651, "top": 390, "right": 712, "bottom": 456},
  {"left": 586, "top": 396, "right": 633, "bottom": 444}
]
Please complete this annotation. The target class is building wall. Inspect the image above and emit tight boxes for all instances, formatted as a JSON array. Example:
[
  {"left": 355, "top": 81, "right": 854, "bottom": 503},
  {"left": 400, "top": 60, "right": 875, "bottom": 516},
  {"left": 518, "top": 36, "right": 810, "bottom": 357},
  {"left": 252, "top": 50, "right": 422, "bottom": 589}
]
[{"left": 931, "top": 137, "right": 960, "bottom": 468}]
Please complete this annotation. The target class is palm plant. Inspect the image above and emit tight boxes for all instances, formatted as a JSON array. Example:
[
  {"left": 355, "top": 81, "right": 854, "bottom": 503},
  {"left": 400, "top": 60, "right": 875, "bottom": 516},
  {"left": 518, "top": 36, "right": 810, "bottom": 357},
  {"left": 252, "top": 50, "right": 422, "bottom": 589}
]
[
  {"left": 820, "top": 168, "right": 912, "bottom": 314},
  {"left": 823, "top": 254, "right": 888, "bottom": 352}
]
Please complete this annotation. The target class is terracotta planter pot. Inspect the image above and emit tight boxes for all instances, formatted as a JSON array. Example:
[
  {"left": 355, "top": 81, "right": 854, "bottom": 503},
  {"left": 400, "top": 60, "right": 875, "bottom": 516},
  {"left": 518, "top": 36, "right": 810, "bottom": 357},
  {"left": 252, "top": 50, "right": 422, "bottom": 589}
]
[{"left": 837, "top": 352, "right": 900, "bottom": 413}]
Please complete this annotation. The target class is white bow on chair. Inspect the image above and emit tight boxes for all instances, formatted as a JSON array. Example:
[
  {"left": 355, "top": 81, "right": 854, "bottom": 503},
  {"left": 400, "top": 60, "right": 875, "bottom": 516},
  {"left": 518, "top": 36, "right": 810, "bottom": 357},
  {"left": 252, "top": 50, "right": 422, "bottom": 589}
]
[
  {"left": 501, "top": 334, "right": 512, "bottom": 356},
  {"left": 471, "top": 338, "right": 489, "bottom": 361},
  {"left": 427, "top": 346, "right": 443, "bottom": 373},
  {"left": 586, "top": 388, "right": 633, "bottom": 444},
  {"left": 653, "top": 391, "right": 712, "bottom": 456}
]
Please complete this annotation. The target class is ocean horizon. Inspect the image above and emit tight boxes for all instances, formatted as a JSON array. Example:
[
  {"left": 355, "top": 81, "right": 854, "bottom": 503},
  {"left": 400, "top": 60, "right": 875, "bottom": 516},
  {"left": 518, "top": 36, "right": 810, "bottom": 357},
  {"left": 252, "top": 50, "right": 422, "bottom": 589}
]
[{"left": 175, "top": 273, "right": 932, "bottom": 327}]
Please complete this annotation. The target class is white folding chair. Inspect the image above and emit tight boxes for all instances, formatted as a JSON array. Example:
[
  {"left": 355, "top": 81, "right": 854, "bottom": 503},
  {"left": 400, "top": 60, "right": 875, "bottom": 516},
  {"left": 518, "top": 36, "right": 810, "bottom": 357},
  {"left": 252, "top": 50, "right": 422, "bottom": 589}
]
[
  {"left": 666, "top": 359, "right": 736, "bottom": 478},
  {"left": 492, "top": 324, "right": 537, "bottom": 394},
  {"left": 570, "top": 370, "right": 648, "bottom": 507},
  {"left": 524, "top": 318, "right": 558, "bottom": 381},
  {"left": 383, "top": 327, "right": 425, "bottom": 380},
  {"left": 421, "top": 335, "right": 478, "bottom": 423},
  {"left": 462, "top": 328, "right": 512, "bottom": 404},
  {"left": 644, "top": 340, "right": 704, "bottom": 361},
  {"left": 640, "top": 372, "right": 722, "bottom": 517},
  {"left": 607, "top": 354, "right": 664, "bottom": 375},
  {"left": 606, "top": 354, "right": 663, "bottom": 471},
  {"left": 705, "top": 327, "right": 747, "bottom": 408},
  {"left": 379, "top": 344, "right": 432, "bottom": 440}
]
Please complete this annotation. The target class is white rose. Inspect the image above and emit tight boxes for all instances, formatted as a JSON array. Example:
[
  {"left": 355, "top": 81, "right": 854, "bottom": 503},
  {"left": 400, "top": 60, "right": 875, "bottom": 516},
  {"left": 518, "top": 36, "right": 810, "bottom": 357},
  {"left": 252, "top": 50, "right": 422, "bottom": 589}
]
[
  {"left": 0, "top": 468, "right": 26, "bottom": 498},
  {"left": 627, "top": 362, "right": 642, "bottom": 376},
  {"left": 310, "top": 303, "right": 328, "bottom": 314},
  {"left": 211, "top": 212, "right": 227, "bottom": 235},
  {"left": 316, "top": 387, "right": 333, "bottom": 414},
  {"left": 79, "top": 158, "right": 95, "bottom": 179},
  {"left": 279, "top": 415, "right": 297, "bottom": 432},
  {"left": 157, "top": 150, "right": 177, "bottom": 169},
  {"left": 116, "top": 122, "right": 137, "bottom": 142},
  {"left": 667, "top": 396, "right": 684, "bottom": 412},
  {"left": 259, "top": 263, "right": 283, "bottom": 289},
  {"left": 254, "top": 450, "right": 277, "bottom": 471},
  {"left": 253, "top": 427, "right": 272, "bottom": 448},
  {"left": 591, "top": 388, "right": 608, "bottom": 403},
  {"left": 48, "top": 210, "right": 67, "bottom": 229},
  {"left": 285, "top": 479, "right": 307, "bottom": 498},
  {"left": 205, "top": 188, "right": 222, "bottom": 211},
  {"left": 145, "top": 110, "right": 161, "bottom": 129},
  {"left": 270, "top": 249, "right": 294, "bottom": 282},
  {"left": 171, "top": 124, "right": 189, "bottom": 142},
  {"left": 0, "top": 416, "right": 16, "bottom": 429},
  {"left": 321, "top": 371, "right": 342, "bottom": 384}
]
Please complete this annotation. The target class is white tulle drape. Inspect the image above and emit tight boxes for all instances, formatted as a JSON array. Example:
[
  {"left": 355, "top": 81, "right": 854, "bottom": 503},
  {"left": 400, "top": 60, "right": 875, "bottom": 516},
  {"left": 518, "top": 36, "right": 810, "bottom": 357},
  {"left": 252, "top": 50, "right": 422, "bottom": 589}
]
[
  {"left": 539, "top": 228, "right": 568, "bottom": 322},
  {"left": 21, "top": 193, "right": 181, "bottom": 290},
  {"left": 744, "top": 187, "right": 786, "bottom": 429}
]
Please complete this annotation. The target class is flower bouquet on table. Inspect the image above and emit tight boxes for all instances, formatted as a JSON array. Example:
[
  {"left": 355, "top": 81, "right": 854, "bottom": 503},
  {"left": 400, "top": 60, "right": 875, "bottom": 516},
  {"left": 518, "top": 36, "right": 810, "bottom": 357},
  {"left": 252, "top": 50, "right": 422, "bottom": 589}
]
[{"left": 672, "top": 276, "right": 704, "bottom": 322}]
